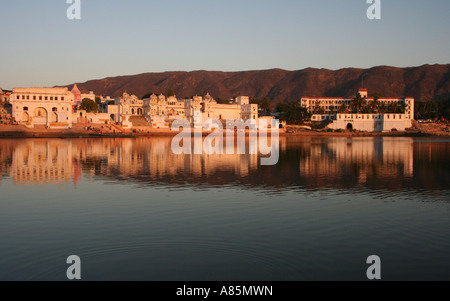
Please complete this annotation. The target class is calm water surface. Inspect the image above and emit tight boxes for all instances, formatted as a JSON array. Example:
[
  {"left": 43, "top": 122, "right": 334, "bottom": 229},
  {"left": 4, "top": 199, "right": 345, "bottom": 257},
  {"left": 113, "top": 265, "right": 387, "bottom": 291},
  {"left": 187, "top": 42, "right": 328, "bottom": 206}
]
[{"left": 0, "top": 137, "right": 449, "bottom": 280}]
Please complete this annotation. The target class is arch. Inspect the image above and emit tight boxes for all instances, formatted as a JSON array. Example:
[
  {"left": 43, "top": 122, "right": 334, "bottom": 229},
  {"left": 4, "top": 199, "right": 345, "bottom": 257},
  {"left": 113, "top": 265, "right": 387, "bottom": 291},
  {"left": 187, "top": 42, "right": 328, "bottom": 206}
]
[
  {"left": 22, "top": 112, "right": 29, "bottom": 122},
  {"left": 33, "top": 107, "right": 48, "bottom": 124},
  {"left": 137, "top": 108, "right": 143, "bottom": 115},
  {"left": 51, "top": 112, "right": 58, "bottom": 123},
  {"left": 131, "top": 108, "right": 135, "bottom": 115},
  {"left": 346, "top": 123, "right": 353, "bottom": 131}
]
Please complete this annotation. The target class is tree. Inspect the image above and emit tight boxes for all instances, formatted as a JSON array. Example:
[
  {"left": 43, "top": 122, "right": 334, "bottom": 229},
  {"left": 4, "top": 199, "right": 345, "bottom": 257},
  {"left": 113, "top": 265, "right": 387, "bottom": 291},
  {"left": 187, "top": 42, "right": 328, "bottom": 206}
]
[
  {"left": 276, "top": 102, "right": 311, "bottom": 125},
  {"left": 339, "top": 103, "right": 348, "bottom": 113},
  {"left": 261, "top": 97, "right": 271, "bottom": 115},
  {"left": 79, "top": 98, "right": 98, "bottom": 113},
  {"left": 415, "top": 99, "right": 450, "bottom": 120},
  {"left": 313, "top": 100, "right": 322, "bottom": 114},
  {"left": 351, "top": 92, "right": 366, "bottom": 114}
]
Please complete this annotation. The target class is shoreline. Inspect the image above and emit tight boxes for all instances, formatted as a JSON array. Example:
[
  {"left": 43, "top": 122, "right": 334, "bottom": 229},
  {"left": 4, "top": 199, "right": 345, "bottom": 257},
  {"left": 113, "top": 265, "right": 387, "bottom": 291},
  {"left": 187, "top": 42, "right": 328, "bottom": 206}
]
[
  {"left": 0, "top": 126, "right": 444, "bottom": 139},
  {"left": 1, "top": 122, "right": 449, "bottom": 139}
]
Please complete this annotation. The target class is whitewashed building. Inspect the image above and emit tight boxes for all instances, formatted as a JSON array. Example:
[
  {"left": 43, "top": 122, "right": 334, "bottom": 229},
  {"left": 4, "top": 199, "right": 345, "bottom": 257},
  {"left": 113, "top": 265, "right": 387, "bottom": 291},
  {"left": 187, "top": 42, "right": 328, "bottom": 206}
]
[
  {"left": 299, "top": 89, "right": 415, "bottom": 132},
  {"left": 108, "top": 91, "right": 259, "bottom": 128},
  {"left": 10, "top": 87, "right": 75, "bottom": 129}
]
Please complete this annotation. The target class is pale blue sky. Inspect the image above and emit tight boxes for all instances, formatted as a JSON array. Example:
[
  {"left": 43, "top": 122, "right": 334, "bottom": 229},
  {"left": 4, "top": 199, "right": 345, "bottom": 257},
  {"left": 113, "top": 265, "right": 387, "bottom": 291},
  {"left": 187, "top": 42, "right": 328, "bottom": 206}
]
[{"left": 0, "top": 0, "right": 449, "bottom": 89}]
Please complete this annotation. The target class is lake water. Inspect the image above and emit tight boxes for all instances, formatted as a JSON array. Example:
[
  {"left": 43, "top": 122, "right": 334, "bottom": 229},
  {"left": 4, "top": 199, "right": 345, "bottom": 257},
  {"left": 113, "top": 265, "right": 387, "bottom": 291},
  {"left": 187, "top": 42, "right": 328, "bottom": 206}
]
[{"left": 0, "top": 137, "right": 449, "bottom": 280}]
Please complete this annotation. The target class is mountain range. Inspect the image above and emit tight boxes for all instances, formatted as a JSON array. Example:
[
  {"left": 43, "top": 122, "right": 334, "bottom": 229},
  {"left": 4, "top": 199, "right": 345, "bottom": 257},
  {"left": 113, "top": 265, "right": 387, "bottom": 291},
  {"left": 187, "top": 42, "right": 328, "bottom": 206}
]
[{"left": 63, "top": 64, "right": 450, "bottom": 103}]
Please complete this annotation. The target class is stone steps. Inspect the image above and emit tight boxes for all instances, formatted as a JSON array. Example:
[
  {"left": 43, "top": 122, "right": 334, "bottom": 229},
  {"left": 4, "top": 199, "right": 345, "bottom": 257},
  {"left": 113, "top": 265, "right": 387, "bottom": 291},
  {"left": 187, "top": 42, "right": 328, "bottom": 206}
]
[{"left": 129, "top": 116, "right": 151, "bottom": 127}]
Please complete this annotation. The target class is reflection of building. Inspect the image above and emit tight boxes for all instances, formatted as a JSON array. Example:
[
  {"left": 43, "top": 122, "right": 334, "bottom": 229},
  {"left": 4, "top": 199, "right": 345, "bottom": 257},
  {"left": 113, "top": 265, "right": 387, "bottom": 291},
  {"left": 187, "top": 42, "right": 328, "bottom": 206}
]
[
  {"left": 299, "top": 138, "right": 414, "bottom": 184},
  {"left": 10, "top": 87, "right": 75, "bottom": 129},
  {"left": 299, "top": 89, "right": 415, "bottom": 132},
  {"left": 1, "top": 136, "right": 441, "bottom": 191},
  {"left": 10, "top": 140, "right": 79, "bottom": 185},
  {"left": 104, "top": 138, "right": 259, "bottom": 179}
]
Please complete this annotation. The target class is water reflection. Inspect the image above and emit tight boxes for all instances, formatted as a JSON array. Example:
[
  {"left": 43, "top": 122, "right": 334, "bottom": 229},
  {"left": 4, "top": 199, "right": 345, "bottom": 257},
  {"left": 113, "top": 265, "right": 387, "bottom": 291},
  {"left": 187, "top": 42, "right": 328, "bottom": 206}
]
[{"left": 0, "top": 137, "right": 449, "bottom": 192}]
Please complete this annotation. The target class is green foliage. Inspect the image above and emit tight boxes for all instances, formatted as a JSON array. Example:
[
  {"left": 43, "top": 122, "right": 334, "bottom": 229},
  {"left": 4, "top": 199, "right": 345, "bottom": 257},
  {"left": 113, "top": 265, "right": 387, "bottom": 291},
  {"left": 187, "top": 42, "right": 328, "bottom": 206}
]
[
  {"left": 415, "top": 99, "right": 450, "bottom": 120},
  {"left": 79, "top": 98, "right": 99, "bottom": 113},
  {"left": 261, "top": 97, "right": 271, "bottom": 115},
  {"left": 276, "top": 102, "right": 311, "bottom": 125},
  {"left": 350, "top": 93, "right": 366, "bottom": 113}
]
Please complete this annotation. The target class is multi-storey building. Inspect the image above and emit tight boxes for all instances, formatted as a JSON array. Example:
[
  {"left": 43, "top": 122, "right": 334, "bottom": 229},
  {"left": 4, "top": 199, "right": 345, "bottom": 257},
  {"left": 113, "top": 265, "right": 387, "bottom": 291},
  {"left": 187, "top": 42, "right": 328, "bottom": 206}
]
[
  {"left": 299, "top": 89, "right": 415, "bottom": 132},
  {"left": 108, "top": 92, "right": 259, "bottom": 128},
  {"left": 10, "top": 87, "right": 75, "bottom": 129}
]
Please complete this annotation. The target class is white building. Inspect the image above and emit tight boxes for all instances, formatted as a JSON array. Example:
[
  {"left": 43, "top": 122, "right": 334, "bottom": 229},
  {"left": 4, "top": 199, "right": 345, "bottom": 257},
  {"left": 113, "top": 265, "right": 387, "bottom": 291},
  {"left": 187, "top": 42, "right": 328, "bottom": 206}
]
[
  {"left": 299, "top": 89, "right": 415, "bottom": 132},
  {"left": 184, "top": 94, "right": 258, "bottom": 125},
  {"left": 108, "top": 91, "right": 259, "bottom": 128},
  {"left": 10, "top": 87, "right": 75, "bottom": 129}
]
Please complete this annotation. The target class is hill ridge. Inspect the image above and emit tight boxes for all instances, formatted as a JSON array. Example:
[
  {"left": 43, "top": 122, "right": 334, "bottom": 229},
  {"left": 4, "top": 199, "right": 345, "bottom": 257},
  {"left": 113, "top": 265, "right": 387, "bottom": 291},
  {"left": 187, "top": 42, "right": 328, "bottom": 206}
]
[{"left": 61, "top": 64, "right": 450, "bottom": 103}]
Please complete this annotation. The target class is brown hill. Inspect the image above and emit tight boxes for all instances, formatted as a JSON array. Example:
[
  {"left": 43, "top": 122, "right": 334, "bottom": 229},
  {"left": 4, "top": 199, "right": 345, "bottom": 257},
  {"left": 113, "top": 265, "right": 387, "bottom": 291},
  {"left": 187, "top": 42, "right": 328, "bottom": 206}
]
[{"left": 63, "top": 64, "right": 450, "bottom": 103}]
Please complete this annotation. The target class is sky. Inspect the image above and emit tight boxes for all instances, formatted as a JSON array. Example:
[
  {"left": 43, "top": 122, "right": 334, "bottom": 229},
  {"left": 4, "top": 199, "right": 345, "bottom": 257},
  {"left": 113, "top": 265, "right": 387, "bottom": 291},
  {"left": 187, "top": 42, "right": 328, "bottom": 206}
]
[{"left": 0, "top": 0, "right": 449, "bottom": 89}]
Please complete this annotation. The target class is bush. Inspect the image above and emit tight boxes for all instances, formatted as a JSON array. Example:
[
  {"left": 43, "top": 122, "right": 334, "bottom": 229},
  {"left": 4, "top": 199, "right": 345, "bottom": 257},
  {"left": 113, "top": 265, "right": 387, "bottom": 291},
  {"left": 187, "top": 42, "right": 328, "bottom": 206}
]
[{"left": 79, "top": 98, "right": 99, "bottom": 113}]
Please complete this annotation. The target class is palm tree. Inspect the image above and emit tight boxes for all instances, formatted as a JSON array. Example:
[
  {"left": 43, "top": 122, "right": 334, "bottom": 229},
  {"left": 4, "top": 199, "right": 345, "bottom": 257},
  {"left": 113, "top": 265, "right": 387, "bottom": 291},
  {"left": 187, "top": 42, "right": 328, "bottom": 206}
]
[
  {"left": 351, "top": 93, "right": 366, "bottom": 114},
  {"left": 313, "top": 100, "right": 321, "bottom": 114},
  {"left": 379, "top": 102, "right": 387, "bottom": 114},
  {"left": 261, "top": 97, "right": 271, "bottom": 115},
  {"left": 369, "top": 94, "right": 382, "bottom": 113},
  {"left": 338, "top": 103, "right": 348, "bottom": 114}
]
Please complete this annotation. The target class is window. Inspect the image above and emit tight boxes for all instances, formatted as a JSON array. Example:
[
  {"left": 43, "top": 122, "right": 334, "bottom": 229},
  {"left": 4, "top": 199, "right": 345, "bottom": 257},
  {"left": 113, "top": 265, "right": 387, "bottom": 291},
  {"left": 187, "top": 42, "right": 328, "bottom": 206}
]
[
  {"left": 50, "top": 97, "right": 53, "bottom": 101},
  {"left": 44, "top": 96, "right": 48, "bottom": 100},
  {"left": 23, "top": 107, "right": 28, "bottom": 111},
  {"left": 61, "top": 97, "right": 64, "bottom": 101},
  {"left": 39, "top": 96, "right": 42, "bottom": 100},
  {"left": 26, "top": 96, "right": 29, "bottom": 100},
  {"left": 52, "top": 107, "right": 57, "bottom": 112},
  {"left": 22, "top": 95, "right": 25, "bottom": 100},
  {"left": 33, "top": 96, "right": 36, "bottom": 100},
  {"left": 55, "top": 97, "right": 58, "bottom": 101},
  {"left": 17, "top": 95, "right": 20, "bottom": 100}
]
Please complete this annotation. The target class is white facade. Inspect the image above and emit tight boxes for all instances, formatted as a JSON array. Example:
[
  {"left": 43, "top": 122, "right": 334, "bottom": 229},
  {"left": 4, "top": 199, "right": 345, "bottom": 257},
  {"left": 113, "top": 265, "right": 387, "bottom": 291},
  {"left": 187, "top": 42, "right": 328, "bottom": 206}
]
[
  {"left": 10, "top": 87, "right": 75, "bottom": 129},
  {"left": 327, "top": 113, "right": 413, "bottom": 132},
  {"left": 108, "top": 92, "right": 258, "bottom": 128},
  {"left": 108, "top": 92, "right": 145, "bottom": 124},
  {"left": 301, "top": 89, "right": 415, "bottom": 132},
  {"left": 185, "top": 94, "right": 258, "bottom": 125}
]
